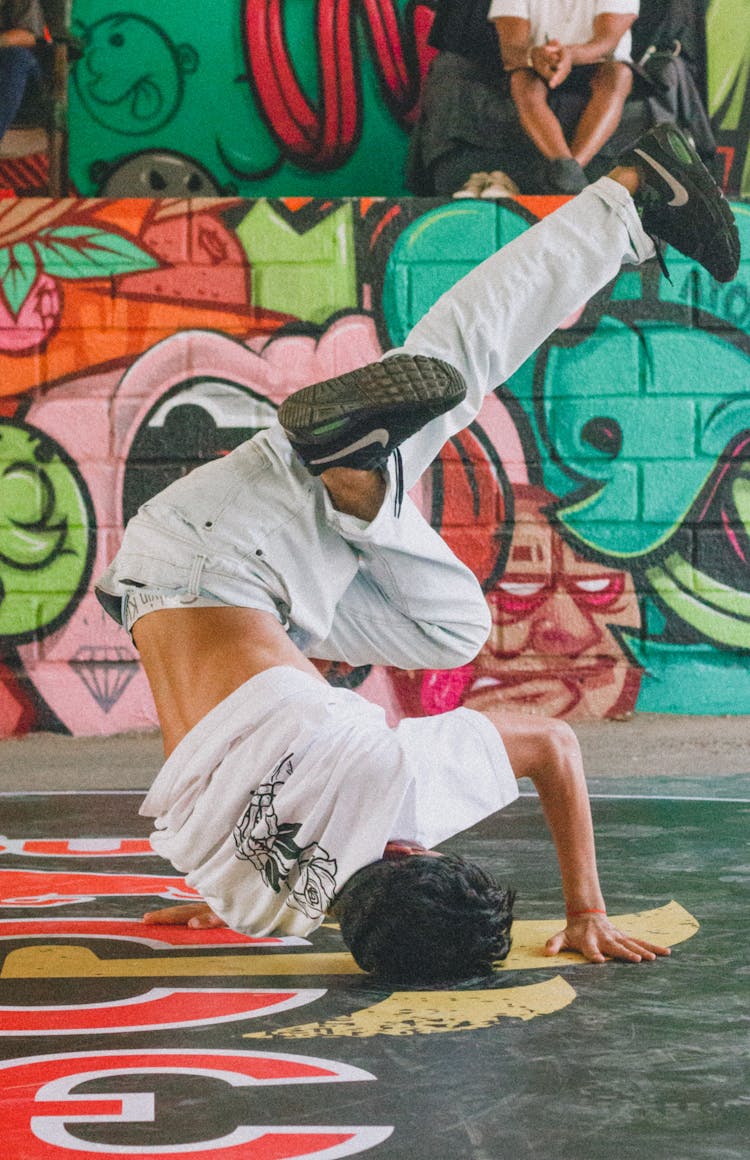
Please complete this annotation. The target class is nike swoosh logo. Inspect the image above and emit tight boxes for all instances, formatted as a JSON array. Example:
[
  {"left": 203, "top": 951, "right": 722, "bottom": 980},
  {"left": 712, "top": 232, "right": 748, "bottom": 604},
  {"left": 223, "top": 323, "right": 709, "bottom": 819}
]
[
  {"left": 634, "top": 148, "right": 689, "bottom": 207},
  {"left": 310, "top": 428, "right": 390, "bottom": 465}
]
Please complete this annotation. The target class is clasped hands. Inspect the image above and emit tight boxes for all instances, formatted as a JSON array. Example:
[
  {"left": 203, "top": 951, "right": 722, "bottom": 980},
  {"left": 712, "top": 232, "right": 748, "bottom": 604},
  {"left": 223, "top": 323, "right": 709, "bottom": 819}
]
[{"left": 528, "top": 39, "right": 573, "bottom": 88}]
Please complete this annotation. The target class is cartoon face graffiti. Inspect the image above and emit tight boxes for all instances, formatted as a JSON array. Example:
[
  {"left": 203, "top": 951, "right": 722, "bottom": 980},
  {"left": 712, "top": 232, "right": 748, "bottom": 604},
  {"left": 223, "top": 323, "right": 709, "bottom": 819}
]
[
  {"left": 91, "top": 150, "right": 223, "bottom": 197},
  {"left": 0, "top": 422, "right": 94, "bottom": 643},
  {"left": 463, "top": 486, "right": 642, "bottom": 720},
  {"left": 74, "top": 15, "right": 199, "bottom": 135}
]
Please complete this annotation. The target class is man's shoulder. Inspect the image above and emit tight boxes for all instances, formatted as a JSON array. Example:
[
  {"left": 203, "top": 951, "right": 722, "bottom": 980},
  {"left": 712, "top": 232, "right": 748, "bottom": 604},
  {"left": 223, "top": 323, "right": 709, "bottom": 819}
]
[{"left": 2, "top": 0, "right": 45, "bottom": 36}]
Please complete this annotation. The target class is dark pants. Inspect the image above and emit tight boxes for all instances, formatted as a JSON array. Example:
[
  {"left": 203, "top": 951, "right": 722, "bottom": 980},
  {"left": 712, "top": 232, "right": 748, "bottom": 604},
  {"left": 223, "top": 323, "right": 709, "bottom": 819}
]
[{"left": 0, "top": 46, "right": 40, "bottom": 140}]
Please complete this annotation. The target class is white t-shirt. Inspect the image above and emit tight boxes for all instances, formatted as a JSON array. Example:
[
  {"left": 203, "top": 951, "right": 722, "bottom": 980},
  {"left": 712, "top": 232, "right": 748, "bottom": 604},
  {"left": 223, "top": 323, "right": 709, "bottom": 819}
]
[
  {"left": 488, "top": 0, "right": 640, "bottom": 63},
  {"left": 141, "top": 666, "right": 518, "bottom": 937}
]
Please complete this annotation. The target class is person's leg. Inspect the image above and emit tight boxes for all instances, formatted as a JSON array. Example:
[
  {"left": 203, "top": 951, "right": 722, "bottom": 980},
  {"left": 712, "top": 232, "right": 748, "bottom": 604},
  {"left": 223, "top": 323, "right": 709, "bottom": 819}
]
[
  {"left": 128, "top": 131, "right": 738, "bottom": 708},
  {"left": 571, "top": 61, "right": 634, "bottom": 169},
  {"left": 509, "top": 68, "right": 571, "bottom": 161},
  {"left": 283, "top": 174, "right": 653, "bottom": 665},
  {"left": 0, "top": 48, "right": 39, "bottom": 138},
  {"left": 391, "top": 174, "right": 654, "bottom": 487},
  {"left": 307, "top": 476, "right": 491, "bottom": 668}
]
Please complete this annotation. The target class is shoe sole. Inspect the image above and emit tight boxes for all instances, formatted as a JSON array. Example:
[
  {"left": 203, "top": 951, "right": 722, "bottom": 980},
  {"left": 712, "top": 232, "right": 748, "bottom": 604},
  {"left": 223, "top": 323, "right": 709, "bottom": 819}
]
[
  {"left": 632, "top": 126, "right": 740, "bottom": 282},
  {"left": 279, "top": 354, "right": 467, "bottom": 473}
]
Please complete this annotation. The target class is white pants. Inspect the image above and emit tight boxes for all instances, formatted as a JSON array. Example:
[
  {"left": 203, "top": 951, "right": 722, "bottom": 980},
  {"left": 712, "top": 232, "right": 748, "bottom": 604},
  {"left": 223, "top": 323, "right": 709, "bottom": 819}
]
[{"left": 97, "top": 178, "right": 653, "bottom": 670}]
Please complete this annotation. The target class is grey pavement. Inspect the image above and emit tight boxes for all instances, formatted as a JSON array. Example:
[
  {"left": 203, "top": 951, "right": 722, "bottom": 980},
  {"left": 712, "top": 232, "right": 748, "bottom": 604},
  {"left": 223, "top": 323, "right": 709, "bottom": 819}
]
[{"left": 1, "top": 714, "right": 749, "bottom": 796}]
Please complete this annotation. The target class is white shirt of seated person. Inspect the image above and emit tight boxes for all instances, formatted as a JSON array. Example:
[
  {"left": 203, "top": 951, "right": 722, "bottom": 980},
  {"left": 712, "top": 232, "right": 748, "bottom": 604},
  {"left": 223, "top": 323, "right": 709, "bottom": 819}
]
[{"left": 488, "top": 0, "right": 640, "bottom": 63}]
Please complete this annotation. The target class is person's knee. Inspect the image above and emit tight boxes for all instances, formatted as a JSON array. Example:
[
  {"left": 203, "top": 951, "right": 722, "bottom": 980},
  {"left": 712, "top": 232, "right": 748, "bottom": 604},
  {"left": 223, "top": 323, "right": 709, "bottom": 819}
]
[
  {"left": 429, "top": 599, "right": 491, "bottom": 668},
  {"left": 538, "top": 717, "right": 582, "bottom": 774},
  {"left": 510, "top": 69, "right": 549, "bottom": 106},
  {"left": 0, "top": 45, "right": 38, "bottom": 81},
  {"left": 591, "top": 61, "right": 633, "bottom": 99}
]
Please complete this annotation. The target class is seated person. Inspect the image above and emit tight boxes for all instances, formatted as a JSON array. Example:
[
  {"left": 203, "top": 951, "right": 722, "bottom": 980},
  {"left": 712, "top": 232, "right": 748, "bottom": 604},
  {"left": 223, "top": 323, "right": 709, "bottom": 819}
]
[
  {"left": 491, "top": 0, "right": 640, "bottom": 193},
  {"left": 0, "top": 0, "right": 43, "bottom": 143}
]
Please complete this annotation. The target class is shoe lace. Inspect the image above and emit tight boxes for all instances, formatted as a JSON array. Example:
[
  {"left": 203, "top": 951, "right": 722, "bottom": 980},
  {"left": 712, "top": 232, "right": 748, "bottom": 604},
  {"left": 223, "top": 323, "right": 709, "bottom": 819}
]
[
  {"left": 649, "top": 235, "right": 673, "bottom": 283},
  {"left": 393, "top": 447, "right": 404, "bottom": 517}
]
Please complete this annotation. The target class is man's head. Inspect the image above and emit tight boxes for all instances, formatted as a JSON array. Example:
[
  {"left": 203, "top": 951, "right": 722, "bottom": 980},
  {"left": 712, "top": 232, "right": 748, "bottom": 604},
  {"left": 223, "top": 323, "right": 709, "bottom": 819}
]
[{"left": 332, "top": 851, "right": 515, "bottom": 983}]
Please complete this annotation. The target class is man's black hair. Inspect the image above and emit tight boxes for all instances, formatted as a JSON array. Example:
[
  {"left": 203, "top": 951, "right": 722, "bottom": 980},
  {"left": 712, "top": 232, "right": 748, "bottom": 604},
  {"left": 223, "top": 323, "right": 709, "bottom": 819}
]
[{"left": 333, "top": 853, "right": 515, "bottom": 984}]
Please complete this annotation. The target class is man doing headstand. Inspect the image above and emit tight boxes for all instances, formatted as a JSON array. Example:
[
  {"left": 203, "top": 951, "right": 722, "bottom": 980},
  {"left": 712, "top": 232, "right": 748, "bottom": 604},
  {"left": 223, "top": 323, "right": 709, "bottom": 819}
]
[{"left": 97, "top": 124, "right": 739, "bottom": 983}]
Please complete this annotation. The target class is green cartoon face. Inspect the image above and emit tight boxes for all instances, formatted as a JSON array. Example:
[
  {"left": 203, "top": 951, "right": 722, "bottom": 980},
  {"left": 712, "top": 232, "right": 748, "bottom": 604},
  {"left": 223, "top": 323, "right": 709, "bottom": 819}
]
[
  {"left": 74, "top": 14, "right": 198, "bottom": 135},
  {"left": 0, "top": 423, "right": 94, "bottom": 643}
]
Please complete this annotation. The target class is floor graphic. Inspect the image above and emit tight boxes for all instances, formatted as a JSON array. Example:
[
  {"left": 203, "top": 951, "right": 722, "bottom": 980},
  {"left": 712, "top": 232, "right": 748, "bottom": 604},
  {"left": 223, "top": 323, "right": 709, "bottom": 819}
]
[{"left": 0, "top": 788, "right": 747, "bottom": 1160}]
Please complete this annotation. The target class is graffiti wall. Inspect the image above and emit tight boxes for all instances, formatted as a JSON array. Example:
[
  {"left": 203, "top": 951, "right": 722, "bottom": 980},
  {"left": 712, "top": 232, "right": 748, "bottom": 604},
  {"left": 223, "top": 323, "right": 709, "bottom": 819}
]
[
  {"left": 0, "top": 192, "right": 748, "bottom": 737},
  {"left": 65, "top": 0, "right": 438, "bottom": 198},
  {"left": 32, "top": 1, "right": 744, "bottom": 201},
  {"left": 707, "top": 0, "right": 750, "bottom": 198}
]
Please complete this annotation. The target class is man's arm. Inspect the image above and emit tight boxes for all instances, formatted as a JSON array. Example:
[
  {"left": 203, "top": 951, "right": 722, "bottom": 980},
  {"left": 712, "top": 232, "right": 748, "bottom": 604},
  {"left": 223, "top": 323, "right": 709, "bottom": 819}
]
[
  {"left": 0, "top": 27, "right": 36, "bottom": 48},
  {"left": 494, "top": 16, "right": 563, "bottom": 83},
  {"left": 2, "top": 0, "right": 44, "bottom": 47},
  {"left": 496, "top": 13, "right": 636, "bottom": 89},
  {"left": 481, "top": 708, "right": 670, "bottom": 963},
  {"left": 544, "top": 14, "right": 637, "bottom": 89}
]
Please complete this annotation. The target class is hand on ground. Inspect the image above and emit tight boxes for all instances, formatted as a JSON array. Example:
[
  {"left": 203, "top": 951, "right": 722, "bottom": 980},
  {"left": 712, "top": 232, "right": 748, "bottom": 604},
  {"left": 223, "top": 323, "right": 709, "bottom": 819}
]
[
  {"left": 142, "top": 902, "right": 227, "bottom": 928},
  {"left": 544, "top": 914, "right": 671, "bottom": 963}
]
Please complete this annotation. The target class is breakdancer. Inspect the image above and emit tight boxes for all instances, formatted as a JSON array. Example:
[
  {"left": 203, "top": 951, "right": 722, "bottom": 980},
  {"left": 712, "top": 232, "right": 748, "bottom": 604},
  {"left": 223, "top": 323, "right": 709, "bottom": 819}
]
[{"left": 97, "top": 124, "right": 739, "bottom": 982}]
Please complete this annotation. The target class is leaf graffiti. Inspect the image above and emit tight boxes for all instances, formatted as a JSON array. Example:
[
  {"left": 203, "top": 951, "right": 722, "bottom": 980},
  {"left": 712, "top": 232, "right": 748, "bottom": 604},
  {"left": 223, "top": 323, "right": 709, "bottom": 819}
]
[{"left": 0, "top": 228, "right": 159, "bottom": 318}]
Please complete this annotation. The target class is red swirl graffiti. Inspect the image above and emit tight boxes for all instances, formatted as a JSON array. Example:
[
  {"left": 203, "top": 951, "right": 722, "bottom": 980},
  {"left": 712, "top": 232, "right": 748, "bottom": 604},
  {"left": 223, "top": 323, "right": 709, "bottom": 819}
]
[{"left": 243, "top": 0, "right": 435, "bottom": 169}]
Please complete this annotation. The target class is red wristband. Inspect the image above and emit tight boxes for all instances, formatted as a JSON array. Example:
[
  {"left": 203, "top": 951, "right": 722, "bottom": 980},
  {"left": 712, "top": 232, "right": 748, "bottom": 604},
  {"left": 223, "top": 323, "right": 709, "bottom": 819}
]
[{"left": 566, "top": 907, "right": 607, "bottom": 918}]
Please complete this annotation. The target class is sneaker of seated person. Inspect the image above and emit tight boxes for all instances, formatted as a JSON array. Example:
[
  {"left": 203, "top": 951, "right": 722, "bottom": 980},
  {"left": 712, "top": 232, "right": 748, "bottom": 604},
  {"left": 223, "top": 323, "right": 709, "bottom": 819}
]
[
  {"left": 480, "top": 170, "right": 520, "bottom": 199},
  {"left": 546, "top": 157, "right": 589, "bottom": 195},
  {"left": 453, "top": 172, "right": 491, "bottom": 199},
  {"left": 621, "top": 122, "right": 740, "bottom": 283}
]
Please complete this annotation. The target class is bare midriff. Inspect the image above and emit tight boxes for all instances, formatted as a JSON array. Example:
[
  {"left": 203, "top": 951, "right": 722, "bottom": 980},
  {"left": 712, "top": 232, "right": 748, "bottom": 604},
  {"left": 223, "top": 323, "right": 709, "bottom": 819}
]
[{"left": 132, "top": 605, "right": 325, "bottom": 757}]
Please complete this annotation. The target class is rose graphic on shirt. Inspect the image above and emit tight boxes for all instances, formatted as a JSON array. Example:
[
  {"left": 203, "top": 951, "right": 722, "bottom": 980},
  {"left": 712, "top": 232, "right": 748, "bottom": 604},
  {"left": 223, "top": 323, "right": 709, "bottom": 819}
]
[
  {"left": 289, "top": 847, "right": 338, "bottom": 919},
  {"left": 233, "top": 751, "right": 338, "bottom": 918},
  {"left": 238, "top": 825, "right": 304, "bottom": 894},
  {"left": 244, "top": 785, "right": 281, "bottom": 844}
]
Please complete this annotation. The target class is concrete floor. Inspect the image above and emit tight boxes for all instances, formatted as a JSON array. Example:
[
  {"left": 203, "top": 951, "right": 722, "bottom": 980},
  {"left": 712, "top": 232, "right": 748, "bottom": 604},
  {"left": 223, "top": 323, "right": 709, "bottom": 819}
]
[{"left": 1, "top": 713, "right": 749, "bottom": 793}]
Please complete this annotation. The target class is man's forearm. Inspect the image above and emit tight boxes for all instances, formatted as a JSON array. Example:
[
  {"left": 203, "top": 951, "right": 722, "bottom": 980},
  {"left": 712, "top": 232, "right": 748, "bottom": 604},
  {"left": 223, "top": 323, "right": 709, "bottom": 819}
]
[
  {"left": 568, "top": 15, "right": 636, "bottom": 66},
  {"left": 531, "top": 741, "right": 606, "bottom": 914},
  {"left": 567, "top": 34, "right": 626, "bottom": 66},
  {"left": 0, "top": 29, "right": 37, "bottom": 49},
  {"left": 482, "top": 711, "right": 606, "bottom": 912}
]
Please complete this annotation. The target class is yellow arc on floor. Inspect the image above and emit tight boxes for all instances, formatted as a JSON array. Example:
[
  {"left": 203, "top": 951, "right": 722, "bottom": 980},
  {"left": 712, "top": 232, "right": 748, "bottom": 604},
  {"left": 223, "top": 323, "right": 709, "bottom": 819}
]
[
  {"left": 0, "top": 901, "right": 697, "bottom": 980},
  {"left": 244, "top": 976, "right": 578, "bottom": 1038}
]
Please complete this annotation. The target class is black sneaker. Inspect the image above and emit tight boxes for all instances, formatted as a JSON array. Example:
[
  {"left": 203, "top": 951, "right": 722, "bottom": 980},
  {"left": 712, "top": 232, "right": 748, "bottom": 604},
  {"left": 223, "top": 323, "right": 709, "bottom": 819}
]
[
  {"left": 278, "top": 354, "right": 466, "bottom": 474},
  {"left": 547, "top": 157, "right": 588, "bottom": 195},
  {"left": 621, "top": 122, "right": 740, "bottom": 283}
]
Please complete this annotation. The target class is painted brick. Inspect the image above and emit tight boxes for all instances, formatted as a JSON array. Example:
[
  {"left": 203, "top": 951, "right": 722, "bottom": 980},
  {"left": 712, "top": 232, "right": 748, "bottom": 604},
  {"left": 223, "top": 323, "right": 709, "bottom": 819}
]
[
  {"left": 543, "top": 325, "right": 641, "bottom": 398},
  {"left": 640, "top": 459, "right": 719, "bottom": 523},
  {"left": 20, "top": 397, "right": 112, "bottom": 463},
  {"left": 659, "top": 257, "right": 750, "bottom": 333},
  {"left": 393, "top": 201, "right": 499, "bottom": 262},
  {"left": 546, "top": 396, "right": 695, "bottom": 460}
]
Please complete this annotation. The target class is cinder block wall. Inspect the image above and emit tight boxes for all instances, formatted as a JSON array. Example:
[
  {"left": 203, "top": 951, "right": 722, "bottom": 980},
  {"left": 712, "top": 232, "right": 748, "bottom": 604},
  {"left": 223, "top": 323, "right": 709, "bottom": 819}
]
[{"left": 0, "top": 193, "right": 748, "bottom": 737}]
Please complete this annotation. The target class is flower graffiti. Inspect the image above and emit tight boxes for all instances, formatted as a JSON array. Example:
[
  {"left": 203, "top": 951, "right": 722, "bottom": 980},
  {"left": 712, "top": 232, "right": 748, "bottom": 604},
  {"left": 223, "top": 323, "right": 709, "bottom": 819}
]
[{"left": 0, "top": 201, "right": 159, "bottom": 357}]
